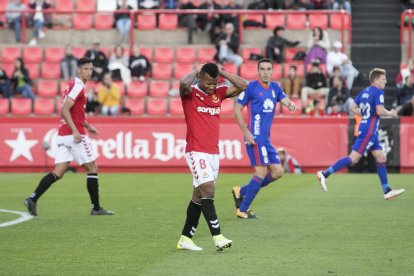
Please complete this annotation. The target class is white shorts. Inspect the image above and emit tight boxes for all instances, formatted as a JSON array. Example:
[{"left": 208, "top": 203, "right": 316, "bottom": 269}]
[
  {"left": 185, "top": 151, "right": 219, "bottom": 187},
  {"left": 54, "top": 135, "right": 96, "bottom": 165}
]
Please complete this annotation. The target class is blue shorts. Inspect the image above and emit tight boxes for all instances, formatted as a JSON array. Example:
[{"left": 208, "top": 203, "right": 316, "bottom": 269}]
[
  {"left": 352, "top": 134, "right": 382, "bottom": 155},
  {"left": 246, "top": 140, "right": 281, "bottom": 167}
]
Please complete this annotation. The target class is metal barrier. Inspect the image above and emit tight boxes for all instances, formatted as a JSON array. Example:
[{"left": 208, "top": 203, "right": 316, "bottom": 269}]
[{"left": 401, "top": 9, "right": 413, "bottom": 59}]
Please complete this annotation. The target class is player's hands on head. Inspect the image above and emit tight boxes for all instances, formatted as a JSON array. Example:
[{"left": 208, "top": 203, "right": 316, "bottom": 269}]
[{"left": 73, "top": 130, "right": 82, "bottom": 144}]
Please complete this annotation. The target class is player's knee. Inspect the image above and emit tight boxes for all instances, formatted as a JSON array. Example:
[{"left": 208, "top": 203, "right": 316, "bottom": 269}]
[
  {"left": 271, "top": 167, "right": 284, "bottom": 180},
  {"left": 376, "top": 156, "right": 387, "bottom": 164}
]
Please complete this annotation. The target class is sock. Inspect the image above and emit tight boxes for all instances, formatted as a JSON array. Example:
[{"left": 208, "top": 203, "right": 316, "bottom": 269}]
[
  {"left": 323, "top": 157, "right": 352, "bottom": 178},
  {"left": 376, "top": 162, "right": 391, "bottom": 194},
  {"left": 261, "top": 173, "right": 275, "bottom": 188},
  {"left": 181, "top": 200, "right": 202, "bottom": 238},
  {"left": 201, "top": 198, "right": 221, "bottom": 236},
  {"left": 240, "top": 184, "right": 248, "bottom": 197},
  {"left": 87, "top": 173, "right": 100, "bottom": 211},
  {"left": 30, "top": 172, "right": 59, "bottom": 203},
  {"left": 239, "top": 176, "right": 263, "bottom": 212}
]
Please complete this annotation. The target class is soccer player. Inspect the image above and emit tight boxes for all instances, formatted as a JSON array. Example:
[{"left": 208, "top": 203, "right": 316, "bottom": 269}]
[
  {"left": 232, "top": 58, "right": 297, "bottom": 219},
  {"left": 317, "top": 68, "right": 405, "bottom": 200},
  {"left": 24, "top": 58, "right": 114, "bottom": 216},
  {"left": 176, "top": 63, "right": 248, "bottom": 251}
]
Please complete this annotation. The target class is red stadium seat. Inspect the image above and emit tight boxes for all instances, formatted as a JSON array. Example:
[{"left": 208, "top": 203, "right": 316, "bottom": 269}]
[
  {"left": 174, "top": 63, "right": 194, "bottom": 79},
  {"left": 25, "top": 63, "right": 40, "bottom": 79},
  {"left": 72, "top": 47, "right": 87, "bottom": 59},
  {"left": 140, "top": 47, "right": 153, "bottom": 62},
  {"left": 2, "top": 63, "right": 14, "bottom": 78},
  {"left": 220, "top": 99, "right": 235, "bottom": 116},
  {"left": 285, "top": 47, "right": 305, "bottom": 62},
  {"left": 286, "top": 14, "right": 307, "bottom": 30},
  {"left": 146, "top": 98, "right": 168, "bottom": 115},
  {"left": 240, "top": 63, "right": 258, "bottom": 80},
  {"left": 1, "top": 47, "right": 21, "bottom": 63},
  {"left": 198, "top": 47, "right": 216, "bottom": 63},
  {"left": 127, "top": 81, "right": 148, "bottom": 97},
  {"left": 94, "top": 14, "right": 114, "bottom": 30},
  {"left": 23, "top": 47, "right": 43, "bottom": 64},
  {"left": 309, "top": 14, "right": 328, "bottom": 29},
  {"left": 222, "top": 63, "right": 237, "bottom": 75},
  {"left": 76, "top": 0, "right": 96, "bottom": 12},
  {"left": 242, "top": 47, "right": 262, "bottom": 62},
  {"left": 170, "top": 80, "right": 180, "bottom": 97},
  {"left": 265, "top": 14, "right": 285, "bottom": 30},
  {"left": 272, "top": 64, "right": 283, "bottom": 80},
  {"left": 124, "top": 98, "right": 145, "bottom": 115},
  {"left": 59, "top": 80, "right": 70, "bottom": 94},
  {"left": 158, "top": 14, "right": 178, "bottom": 30},
  {"left": 0, "top": 0, "right": 8, "bottom": 10},
  {"left": 34, "top": 98, "right": 55, "bottom": 115},
  {"left": 0, "top": 98, "right": 9, "bottom": 114},
  {"left": 152, "top": 63, "right": 172, "bottom": 80},
  {"left": 44, "top": 47, "right": 65, "bottom": 63},
  {"left": 284, "top": 63, "right": 304, "bottom": 78},
  {"left": 137, "top": 13, "right": 156, "bottom": 30},
  {"left": 37, "top": 80, "right": 58, "bottom": 97},
  {"left": 55, "top": 0, "right": 74, "bottom": 12},
  {"left": 243, "top": 14, "right": 264, "bottom": 29},
  {"left": 154, "top": 47, "right": 175, "bottom": 63},
  {"left": 41, "top": 63, "right": 61, "bottom": 79},
  {"left": 176, "top": 47, "right": 196, "bottom": 64},
  {"left": 169, "top": 97, "right": 183, "bottom": 115},
  {"left": 149, "top": 80, "right": 169, "bottom": 97},
  {"left": 11, "top": 98, "right": 32, "bottom": 115},
  {"left": 73, "top": 14, "right": 93, "bottom": 30},
  {"left": 330, "top": 14, "right": 350, "bottom": 30}
]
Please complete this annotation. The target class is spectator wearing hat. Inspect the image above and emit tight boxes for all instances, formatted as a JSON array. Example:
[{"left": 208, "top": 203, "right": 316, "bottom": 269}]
[
  {"left": 327, "top": 41, "right": 359, "bottom": 90},
  {"left": 266, "top": 26, "right": 300, "bottom": 63},
  {"left": 84, "top": 39, "right": 108, "bottom": 82}
]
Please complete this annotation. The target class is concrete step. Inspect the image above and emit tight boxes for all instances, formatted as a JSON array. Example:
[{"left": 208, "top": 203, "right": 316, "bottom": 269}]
[
  {"left": 351, "top": 3, "right": 401, "bottom": 13},
  {"left": 352, "top": 19, "right": 399, "bottom": 29},
  {"left": 352, "top": 35, "right": 400, "bottom": 44},
  {"left": 351, "top": 45, "right": 401, "bottom": 61}
]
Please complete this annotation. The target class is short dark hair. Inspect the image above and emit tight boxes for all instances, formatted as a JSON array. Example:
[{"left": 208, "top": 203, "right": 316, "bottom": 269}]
[
  {"left": 369, "top": 68, "right": 386, "bottom": 83},
  {"left": 273, "top": 25, "right": 285, "bottom": 36},
  {"left": 289, "top": 64, "right": 297, "bottom": 71},
  {"left": 200, "top": 63, "right": 219, "bottom": 78},
  {"left": 257, "top": 58, "right": 272, "bottom": 69},
  {"left": 78, "top": 57, "right": 92, "bottom": 67}
]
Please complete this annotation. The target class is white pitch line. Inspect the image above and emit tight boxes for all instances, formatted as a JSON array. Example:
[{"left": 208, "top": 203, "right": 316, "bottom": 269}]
[{"left": 0, "top": 209, "right": 33, "bottom": 228}]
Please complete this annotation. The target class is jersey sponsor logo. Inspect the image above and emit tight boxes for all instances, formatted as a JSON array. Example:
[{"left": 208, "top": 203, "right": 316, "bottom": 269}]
[
  {"left": 212, "top": 94, "right": 219, "bottom": 103},
  {"left": 254, "top": 114, "right": 261, "bottom": 135},
  {"left": 380, "top": 95, "right": 384, "bottom": 103},
  {"left": 261, "top": 146, "right": 268, "bottom": 163},
  {"left": 197, "top": 106, "right": 221, "bottom": 115},
  {"left": 263, "top": 98, "right": 274, "bottom": 112},
  {"left": 238, "top": 91, "right": 245, "bottom": 100},
  {"left": 195, "top": 93, "right": 204, "bottom": 100},
  {"left": 272, "top": 90, "right": 276, "bottom": 98},
  {"left": 362, "top": 93, "right": 369, "bottom": 99}
]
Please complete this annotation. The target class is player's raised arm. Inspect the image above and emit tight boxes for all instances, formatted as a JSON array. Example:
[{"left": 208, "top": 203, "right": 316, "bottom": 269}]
[
  {"left": 280, "top": 97, "right": 297, "bottom": 112},
  {"left": 234, "top": 102, "right": 255, "bottom": 145},
  {"left": 220, "top": 69, "right": 249, "bottom": 98},
  {"left": 179, "top": 68, "right": 199, "bottom": 97},
  {"left": 61, "top": 98, "right": 82, "bottom": 143}
]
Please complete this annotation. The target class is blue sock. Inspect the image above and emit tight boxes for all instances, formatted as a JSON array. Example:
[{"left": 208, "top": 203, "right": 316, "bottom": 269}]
[
  {"left": 376, "top": 162, "right": 391, "bottom": 193},
  {"left": 323, "top": 157, "right": 352, "bottom": 178},
  {"left": 239, "top": 176, "right": 263, "bottom": 212},
  {"left": 240, "top": 184, "right": 248, "bottom": 197},
  {"left": 261, "top": 173, "right": 274, "bottom": 188}
]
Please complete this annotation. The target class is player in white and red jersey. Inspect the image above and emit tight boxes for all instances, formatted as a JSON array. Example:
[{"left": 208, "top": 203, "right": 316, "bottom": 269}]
[
  {"left": 176, "top": 63, "right": 248, "bottom": 251},
  {"left": 24, "top": 58, "right": 114, "bottom": 216}
]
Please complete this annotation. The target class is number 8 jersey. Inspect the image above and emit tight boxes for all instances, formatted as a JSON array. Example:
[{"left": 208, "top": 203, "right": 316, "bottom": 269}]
[{"left": 354, "top": 85, "right": 384, "bottom": 137}]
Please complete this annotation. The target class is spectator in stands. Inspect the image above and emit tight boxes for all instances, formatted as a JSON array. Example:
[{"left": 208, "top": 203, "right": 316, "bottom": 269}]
[
  {"left": 129, "top": 44, "right": 151, "bottom": 82},
  {"left": 197, "top": 0, "right": 223, "bottom": 43},
  {"left": 328, "top": 66, "right": 345, "bottom": 87},
  {"left": 97, "top": 73, "right": 121, "bottom": 116},
  {"left": 85, "top": 86, "right": 99, "bottom": 116},
  {"left": 164, "top": 0, "right": 177, "bottom": 9},
  {"left": 304, "top": 27, "right": 330, "bottom": 68},
  {"left": 28, "top": 0, "right": 51, "bottom": 46},
  {"left": 301, "top": 59, "right": 329, "bottom": 107},
  {"left": 84, "top": 39, "right": 108, "bottom": 82},
  {"left": 223, "top": 0, "right": 242, "bottom": 33},
  {"left": 108, "top": 44, "right": 131, "bottom": 85},
  {"left": 281, "top": 64, "right": 302, "bottom": 98},
  {"left": 11, "top": 58, "right": 35, "bottom": 100},
  {"left": 215, "top": 22, "right": 243, "bottom": 68},
  {"left": 277, "top": 148, "right": 303, "bottom": 174},
  {"left": 397, "top": 96, "right": 414, "bottom": 116},
  {"left": 326, "top": 41, "right": 359, "bottom": 90},
  {"left": 60, "top": 44, "right": 77, "bottom": 81},
  {"left": 5, "top": 0, "right": 27, "bottom": 43},
  {"left": 266, "top": 26, "right": 301, "bottom": 64},
  {"left": 332, "top": 0, "right": 351, "bottom": 13},
  {"left": 326, "top": 76, "right": 352, "bottom": 115},
  {"left": 308, "top": 0, "right": 329, "bottom": 9},
  {"left": 308, "top": 98, "right": 325, "bottom": 116},
  {"left": 285, "top": 0, "right": 313, "bottom": 10},
  {"left": 114, "top": 0, "right": 133, "bottom": 44},
  {"left": 396, "top": 75, "right": 414, "bottom": 107},
  {"left": 178, "top": 0, "right": 198, "bottom": 44},
  {"left": 395, "top": 57, "right": 414, "bottom": 90},
  {"left": 0, "top": 64, "right": 12, "bottom": 98},
  {"left": 138, "top": 0, "right": 160, "bottom": 9}
]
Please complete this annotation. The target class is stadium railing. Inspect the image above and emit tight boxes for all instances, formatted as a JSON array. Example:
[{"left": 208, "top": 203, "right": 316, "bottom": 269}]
[{"left": 401, "top": 9, "right": 413, "bottom": 59}]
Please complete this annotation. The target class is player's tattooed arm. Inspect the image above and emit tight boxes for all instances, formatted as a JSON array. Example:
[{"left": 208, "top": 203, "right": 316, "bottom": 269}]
[
  {"left": 84, "top": 121, "right": 100, "bottom": 135},
  {"left": 62, "top": 98, "right": 82, "bottom": 144},
  {"left": 234, "top": 103, "right": 255, "bottom": 145},
  {"left": 179, "top": 69, "right": 198, "bottom": 97},
  {"left": 220, "top": 70, "right": 249, "bottom": 98},
  {"left": 280, "top": 97, "right": 297, "bottom": 112}
]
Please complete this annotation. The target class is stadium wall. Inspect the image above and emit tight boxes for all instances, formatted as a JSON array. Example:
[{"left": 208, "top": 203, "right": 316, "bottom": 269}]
[{"left": 0, "top": 117, "right": 412, "bottom": 173}]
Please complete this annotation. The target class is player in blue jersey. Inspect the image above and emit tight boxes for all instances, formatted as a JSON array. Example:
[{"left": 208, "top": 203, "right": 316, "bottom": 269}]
[
  {"left": 232, "top": 58, "right": 298, "bottom": 219},
  {"left": 317, "top": 68, "right": 405, "bottom": 200}
]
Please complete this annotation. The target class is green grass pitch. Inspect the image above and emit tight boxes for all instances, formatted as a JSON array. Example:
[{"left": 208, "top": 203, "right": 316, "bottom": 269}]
[{"left": 1, "top": 173, "right": 413, "bottom": 275}]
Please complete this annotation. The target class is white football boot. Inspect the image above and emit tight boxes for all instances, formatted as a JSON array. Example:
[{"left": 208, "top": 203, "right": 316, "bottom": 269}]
[{"left": 316, "top": 171, "right": 327, "bottom": 192}]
